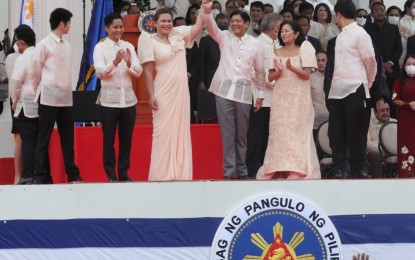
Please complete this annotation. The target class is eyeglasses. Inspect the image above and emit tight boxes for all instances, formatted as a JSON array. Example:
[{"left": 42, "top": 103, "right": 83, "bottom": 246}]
[{"left": 357, "top": 15, "right": 367, "bottom": 18}]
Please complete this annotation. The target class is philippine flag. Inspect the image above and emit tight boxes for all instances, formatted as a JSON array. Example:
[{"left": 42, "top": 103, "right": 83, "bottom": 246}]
[{"left": 19, "top": 0, "right": 36, "bottom": 30}]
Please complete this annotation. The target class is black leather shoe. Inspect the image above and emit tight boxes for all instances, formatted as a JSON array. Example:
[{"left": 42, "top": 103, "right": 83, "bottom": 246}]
[
  {"left": 224, "top": 176, "right": 232, "bottom": 180},
  {"left": 330, "top": 169, "right": 347, "bottom": 179},
  {"left": 119, "top": 177, "right": 133, "bottom": 182},
  {"left": 108, "top": 177, "right": 118, "bottom": 182},
  {"left": 33, "top": 175, "right": 49, "bottom": 184},
  {"left": 17, "top": 177, "right": 33, "bottom": 185},
  {"left": 352, "top": 170, "right": 369, "bottom": 179},
  {"left": 68, "top": 175, "right": 83, "bottom": 183}
]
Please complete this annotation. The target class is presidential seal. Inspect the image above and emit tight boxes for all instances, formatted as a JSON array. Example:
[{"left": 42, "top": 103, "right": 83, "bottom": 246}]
[
  {"left": 138, "top": 10, "right": 156, "bottom": 34},
  {"left": 211, "top": 194, "right": 342, "bottom": 260}
]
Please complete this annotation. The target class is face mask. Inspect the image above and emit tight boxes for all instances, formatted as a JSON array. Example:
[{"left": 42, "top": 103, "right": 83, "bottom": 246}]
[
  {"left": 211, "top": 9, "right": 220, "bottom": 19},
  {"left": 218, "top": 25, "right": 228, "bottom": 31},
  {"left": 120, "top": 11, "right": 127, "bottom": 19},
  {"left": 388, "top": 16, "right": 399, "bottom": 25},
  {"left": 13, "top": 43, "right": 19, "bottom": 53},
  {"left": 164, "top": 0, "right": 176, "bottom": 9},
  {"left": 356, "top": 17, "right": 366, "bottom": 26},
  {"left": 412, "top": 8, "right": 415, "bottom": 16},
  {"left": 405, "top": 65, "right": 415, "bottom": 75}
]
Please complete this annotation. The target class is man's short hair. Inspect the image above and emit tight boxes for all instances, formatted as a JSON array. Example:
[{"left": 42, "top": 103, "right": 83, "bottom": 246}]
[
  {"left": 296, "top": 15, "right": 310, "bottom": 25},
  {"left": 215, "top": 13, "right": 229, "bottom": 22},
  {"left": 49, "top": 8, "right": 73, "bottom": 30},
  {"left": 299, "top": 2, "right": 314, "bottom": 13},
  {"left": 371, "top": 2, "right": 385, "bottom": 12},
  {"left": 230, "top": 10, "right": 251, "bottom": 24},
  {"left": 104, "top": 12, "right": 123, "bottom": 27},
  {"left": 173, "top": 16, "right": 186, "bottom": 26},
  {"left": 14, "top": 24, "right": 36, "bottom": 47},
  {"left": 250, "top": 1, "right": 265, "bottom": 11},
  {"left": 334, "top": 0, "right": 356, "bottom": 20},
  {"left": 260, "top": 13, "right": 282, "bottom": 31}
]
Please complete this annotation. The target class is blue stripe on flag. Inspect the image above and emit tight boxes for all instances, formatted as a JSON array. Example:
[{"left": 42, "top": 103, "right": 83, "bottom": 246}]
[{"left": 1, "top": 215, "right": 415, "bottom": 249}]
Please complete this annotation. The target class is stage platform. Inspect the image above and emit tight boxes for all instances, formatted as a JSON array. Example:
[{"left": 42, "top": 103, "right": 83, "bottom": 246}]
[
  {"left": 0, "top": 124, "right": 224, "bottom": 184},
  {"left": 0, "top": 179, "right": 414, "bottom": 259}
]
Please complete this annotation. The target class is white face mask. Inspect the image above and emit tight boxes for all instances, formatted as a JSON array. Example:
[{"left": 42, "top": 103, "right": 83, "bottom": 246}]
[
  {"left": 211, "top": 9, "right": 220, "bottom": 19},
  {"left": 120, "top": 11, "right": 127, "bottom": 19},
  {"left": 388, "top": 16, "right": 399, "bottom": 25},
  {"left": 13, "top": 43, "right": 19, "bottom": 53},
  {"left": 405, "top": 65, "right": 415, "bottom": 75},
  {"left": 164, "top": 0, "right": 176, "bottom": 9},
  {"left": 356, "top": 17, "right": 366, "bottom": 26},
  {"left": 412, "top": 8, "right": 415, "bottom": 16}
]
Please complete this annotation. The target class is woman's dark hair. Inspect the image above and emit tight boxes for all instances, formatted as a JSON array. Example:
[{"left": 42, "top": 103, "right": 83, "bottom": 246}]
[
  {"left": 386, "top": 5, "right": 403, "bottom": 17},
  {"left": 185, "top": 4, "right": 200, "bottom": 25},
  {"left": 155, "top": 8, "right": 173, "bottom": 21},
  {"left": 104, "top": 12, "right": 123, "bottom": 27},
  {"left": 313, "top": 3, "right": 332, "bottom": 23},
  {"left": 213, "top": 0, "right": 222, "bottom": 13},
  {"left": 404, "top": 0, "right": 415, "bottom": 14},
  {"left": 49, "top": 8, "right": 73, "bottom": 30},
  {"left": 14, "top": 24, "right": 36, "bottom": 47},
  {"left": 356, "top": 8, "right": 368, "bottom": 16},
  {"left": 278, "top": 20, "right": 305, "bottom": 46},
  {"left": 230, "top": 10, "right": 251, "bottom": 24},
  {"left": 280, "top": 8, "right": 295, "bottom": 19},
  {"left": 400, "top": 54, "right": 415, "bottom": 83}
]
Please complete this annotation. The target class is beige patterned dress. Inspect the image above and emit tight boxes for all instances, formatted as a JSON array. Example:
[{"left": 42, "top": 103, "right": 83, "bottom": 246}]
[{"left": 257, "top": 41, "right": 321, "bottom": 180}]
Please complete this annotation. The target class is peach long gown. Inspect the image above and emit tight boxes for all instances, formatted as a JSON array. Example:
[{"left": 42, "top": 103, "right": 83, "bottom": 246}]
[{"left": 138, "top": 28, "right": 193, "bottom": 181}]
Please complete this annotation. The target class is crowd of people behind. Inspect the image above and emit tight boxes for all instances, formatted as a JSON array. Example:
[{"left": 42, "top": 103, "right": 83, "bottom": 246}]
[{"left": 2, "top": 0, "right": 415, "bottom": 184}]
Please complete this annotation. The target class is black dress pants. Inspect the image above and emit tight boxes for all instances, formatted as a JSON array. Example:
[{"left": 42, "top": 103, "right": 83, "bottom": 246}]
[
  {"left": 246, "top": 106, "right": 270, "bottom": 178},
  {"left": 101, "top": 105, "right": 136, "bottom": 180},
  {"left": 327, "top": 85, "right": 371, "bottom": 174},
  {"left": 35, "top": 104, "right": 80, "bottom": 182},
  {"left": 18, "top": 113, "right": 38, "bottom": 178}
]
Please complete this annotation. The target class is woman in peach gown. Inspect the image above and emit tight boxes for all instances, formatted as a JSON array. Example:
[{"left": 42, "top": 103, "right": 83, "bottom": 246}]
[
  {"left": 138, "top": 7, "right": 207, "bottom": 181},
  {"left": 257, "top": 21, "right": 321, "bottom": 180}
]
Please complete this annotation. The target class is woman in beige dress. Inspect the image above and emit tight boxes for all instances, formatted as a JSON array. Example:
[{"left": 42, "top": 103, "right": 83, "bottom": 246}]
[
  {"left": 138, "top": 7, "right": 208, "bottom": 181},
  {"left": 313, "top": 3, "right": 339, "bottom": 51},
  {"left": 257, "top": 20, "right": 320, "bottom": 180}
]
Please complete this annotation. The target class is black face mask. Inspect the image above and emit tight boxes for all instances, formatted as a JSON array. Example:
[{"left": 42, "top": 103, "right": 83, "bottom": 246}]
[{"left": 218, "top": 25, "right": 228, "bottom": 31}]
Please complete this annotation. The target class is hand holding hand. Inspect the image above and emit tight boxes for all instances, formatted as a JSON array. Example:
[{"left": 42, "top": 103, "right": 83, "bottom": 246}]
[
  {"left": 201, "top": 0, "right": 212, "bottom": 14},
  {"left": 265, "top": 81, "right": 274, "bottom": 89}
]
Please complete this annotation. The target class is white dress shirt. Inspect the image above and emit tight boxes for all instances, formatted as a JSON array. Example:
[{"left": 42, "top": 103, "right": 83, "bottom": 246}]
[
  {"left": 32, "top": 33, "right": 73, "bottom": 107},
  {"left": 273, "top": 0, "right": 285, "bottom": 13},
  {"left": 93, "top": 38, "right": 142, "bottom": 108},
  {"left": 367, "top": 116, "right": 397, "bottom": 152},
  {"left": 10, "top": 47, "right": 38, "bottom": 118},
  {"left": 310, "top": 70, "right": 329, "bottom": 129},
  {"left": 329, "top": 22, "right": 377, "bottom": 99},
  {"left": 204, "top": 14, "right": 265, "bottom": 105},
  {"left": 252, "top": 33, "right": 279, "bottom": 107}
]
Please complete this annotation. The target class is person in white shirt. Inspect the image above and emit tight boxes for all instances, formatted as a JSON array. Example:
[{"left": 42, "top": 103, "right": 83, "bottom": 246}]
[
  {"left": 93, "top": 12, "right": 142, "bottom": 182},
  {"left": 156, "top": 0, "right": 186, "bottom": 18},
  {"left": 299, "top": 2, "right": 324, "bottom": 40},
  {"left": 32, "top": 8, "right": 82, "bottom": 184},
  {"left": 367, "top": 102, "right": 396, "bottom": 178},
  {"left": 246, "top": 13, "right": 282, "bottom": 179},
  {"left": 327, "top": 0, "right": 377, "bottom": 179},
  {"left": 310, "top": 50, "right": 329, "bottom": 131},
  {"left": 9, "top": 25, "right": 37, "bottom": 185},
  {"left": 203, "top": 8, "right": 266, "bottom": 179},
  {"left": 246, "top": 1, "right": 264, "bottom": 38}
]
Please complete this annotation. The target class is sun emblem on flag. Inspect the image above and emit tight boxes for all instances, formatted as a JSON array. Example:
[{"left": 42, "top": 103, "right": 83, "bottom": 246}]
[
  {"left": 23, "top": 0, "right": 34, "bottom": 20},
  {"left": 244, "top": 222, "right": 315, "bottom": 260}
]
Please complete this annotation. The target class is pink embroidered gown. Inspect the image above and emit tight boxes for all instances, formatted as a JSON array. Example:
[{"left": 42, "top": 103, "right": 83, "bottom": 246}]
[{"left": 257, "top": 41, "right": 321, "bottom": 180}]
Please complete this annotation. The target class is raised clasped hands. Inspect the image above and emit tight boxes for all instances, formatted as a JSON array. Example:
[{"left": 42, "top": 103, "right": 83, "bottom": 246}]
[{"left": 201, "top": 0, "right": 213, "bottom": 14}]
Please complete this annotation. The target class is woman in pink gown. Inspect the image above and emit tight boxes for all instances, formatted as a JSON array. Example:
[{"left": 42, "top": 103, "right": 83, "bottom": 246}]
[
  {"left": 392, "top": 54, "right": 415, "bottom": 178},
  {"left": 257, "top": 21, "right": 321, "bottom": 180},
  {"left": 138, "top": 8, "right": 207, "bottom": 181}
]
